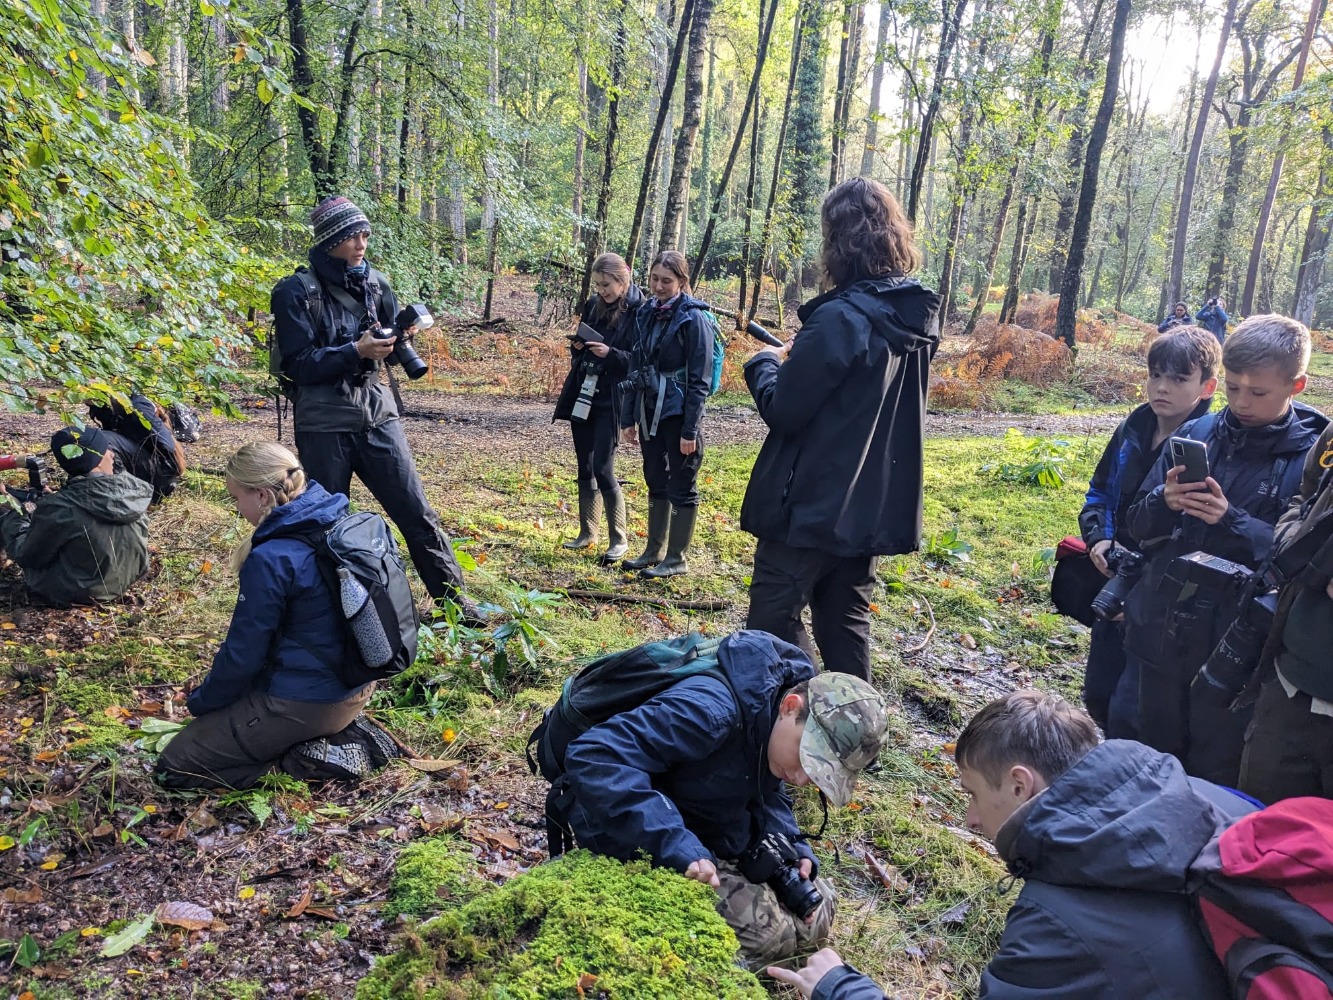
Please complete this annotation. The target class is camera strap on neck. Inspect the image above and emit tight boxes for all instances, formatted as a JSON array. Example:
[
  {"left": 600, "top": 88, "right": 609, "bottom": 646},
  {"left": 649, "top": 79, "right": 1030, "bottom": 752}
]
[{"left": 327, "top": 283, "right": 369, "bottom": 321}]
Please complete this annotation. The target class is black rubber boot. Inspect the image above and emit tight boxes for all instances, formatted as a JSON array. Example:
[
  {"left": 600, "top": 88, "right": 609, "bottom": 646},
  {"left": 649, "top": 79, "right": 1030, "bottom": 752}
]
[
  {"left": 562, "top": 486, "right": 599, "bottom": 549},
  {"left": 601, "top": 487, "right": 629, "bottom": 563},
  {"left": 622, "top": 499, "right": 670, "bottom": 570},
  {"left": 641, "top": 505, "right": 697, "bottom": 579}
]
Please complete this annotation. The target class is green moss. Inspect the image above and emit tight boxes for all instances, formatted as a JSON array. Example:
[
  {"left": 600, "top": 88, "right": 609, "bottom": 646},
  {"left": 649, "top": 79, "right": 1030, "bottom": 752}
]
[
  {"left": 357, "top": 851, "right": 764, "bottom": 1000},
  {"left": 390, "top": 835, "right": 486, "bottom": 917}
]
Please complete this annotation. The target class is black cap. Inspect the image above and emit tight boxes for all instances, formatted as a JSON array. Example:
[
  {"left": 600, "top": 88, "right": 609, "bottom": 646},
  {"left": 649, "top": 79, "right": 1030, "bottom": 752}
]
[{"left": 51, "top": 426, "right": 109, "bottom": 477}]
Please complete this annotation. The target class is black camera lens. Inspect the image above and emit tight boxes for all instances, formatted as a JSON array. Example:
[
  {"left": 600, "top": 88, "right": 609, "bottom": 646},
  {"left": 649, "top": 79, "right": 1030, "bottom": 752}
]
[
  {"left": 392, "top": 341, "right": 429, "bottom": 380},
  {"left": 770, "top": 864, "right": 823, "bottom": 922}
]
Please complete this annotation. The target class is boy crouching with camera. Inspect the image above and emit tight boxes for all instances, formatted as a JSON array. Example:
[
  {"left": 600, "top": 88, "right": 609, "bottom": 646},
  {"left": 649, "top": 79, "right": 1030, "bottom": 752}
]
[
  {"left": 1116, "top": 315, "right": 1328, "bottom": 786},
  {"left": 555, "top": 630, "right": 888, "bottom": 969}
]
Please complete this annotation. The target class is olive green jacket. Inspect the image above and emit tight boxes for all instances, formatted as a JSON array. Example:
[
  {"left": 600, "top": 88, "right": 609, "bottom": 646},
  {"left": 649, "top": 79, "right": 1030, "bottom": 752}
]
[{"left": 0, "top": 472, "right": 152, "bottom": 605}]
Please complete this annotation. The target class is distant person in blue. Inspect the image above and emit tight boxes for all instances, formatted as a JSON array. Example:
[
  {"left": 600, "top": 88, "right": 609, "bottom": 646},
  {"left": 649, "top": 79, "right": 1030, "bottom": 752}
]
[
  {"left": 1157, "top": 301, "right": 1190, "bottom": 333},
  {"left": 1196, "top": 295, "right": 1229, "bottom": 345}
]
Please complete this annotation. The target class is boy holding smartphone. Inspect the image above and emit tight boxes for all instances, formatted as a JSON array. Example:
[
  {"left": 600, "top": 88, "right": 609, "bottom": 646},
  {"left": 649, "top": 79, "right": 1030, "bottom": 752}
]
[
  {"left": 1078, "top": 328, "right": 1219, "bottom": 732},
  {"left": 1118, "top": 315, "right": 1328, "bottom": 783}
]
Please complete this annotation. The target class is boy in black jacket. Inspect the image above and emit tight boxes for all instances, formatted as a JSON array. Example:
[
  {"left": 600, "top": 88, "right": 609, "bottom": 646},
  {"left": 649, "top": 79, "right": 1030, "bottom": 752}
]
[
  {"left": 1118, "top": 314, "right": 1328, "bottom": 784},
  {"left": 1078, "top": 328, "right": 1219, "bottom": 731}
]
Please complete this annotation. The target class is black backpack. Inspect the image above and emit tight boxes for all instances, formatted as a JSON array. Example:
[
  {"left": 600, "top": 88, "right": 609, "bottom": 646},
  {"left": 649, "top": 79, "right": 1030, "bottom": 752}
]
[
  {"left": 526, "top": 632, "right": 739, "bottom": 855},
  {"left": 280, "top": 513, "right": 420, "bottom": 687}
]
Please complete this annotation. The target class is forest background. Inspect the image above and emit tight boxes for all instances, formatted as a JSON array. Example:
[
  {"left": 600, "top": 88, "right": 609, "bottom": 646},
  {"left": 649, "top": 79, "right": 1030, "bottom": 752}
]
[
  {"left": 2, "top": 0, "right": 1332, "bottom": 411},
  {"left": 2, "top": 0, "right": 1333, "bottom": 996}
]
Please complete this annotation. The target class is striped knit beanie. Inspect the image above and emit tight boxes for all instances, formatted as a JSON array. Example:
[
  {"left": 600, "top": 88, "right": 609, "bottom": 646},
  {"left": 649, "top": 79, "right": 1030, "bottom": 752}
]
[{"left": 310, "top": 196, "right": 371, "bottom": 253}]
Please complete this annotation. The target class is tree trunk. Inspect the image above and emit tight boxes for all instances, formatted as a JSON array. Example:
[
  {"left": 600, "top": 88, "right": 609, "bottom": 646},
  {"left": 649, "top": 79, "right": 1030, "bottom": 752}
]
[
  {"left": 697, "top": 39, "right": 716, "bottom": 238},
  {"left": 829, "top": 1, "right": 864, "bottom": 189},
  {"left": 1293, "top": 127, "right": 1332, "bottom": 325},
  {"left": 661, "top": 0, "right": 716, "bottom": 253},
  {"left": 737, "top": 96, "right": 763, "bottom": 318},
  {"left": 860, "top": 2, "right": 891, "bottom": 177},
  {"left": 626, "top": 0, "right": 696, "bottom": 272},
  {"left": 572, "top": 55, "right": 588, "bottom": 248},
  {"left": 89, "top": 0, "right": 107, "bottom": 94},
  {"left": 748, "top": 0, "right": 807, "bottom": 321},
  {"left": 693, "top": 0, "right": 781, "bottom": 281},
  {"left": 579, "top": 0, "right": 629, "bottom": 306},
  {"left": 963, "top": 167, "right": 1017, "bottom": 334},
  {"left": 906, "top": 0, "right": 968, "bottom": 223},
  {"left": 396, "top": 32, "right": 414, "bottom": 213},
  {"left": 1240, "top": 0, "right": 1322, "bottom": 314},
  {"left": 1056, "top": 0, "right": 1132, "bottom": 349},
  {"left": 937, "top": 192, "right": 967, "bottom": 323},
  {"left": 287, "top": 0, "right": 333, "bottom": 200},
  {"left": 121, "top": 0, "right": 139, "bottom": 103},
  {"left": 482, "top": 0, "right": 499, "bottom": 237},
  {"left": 787, "top": 0, "right": 829, "bottom": 295}
]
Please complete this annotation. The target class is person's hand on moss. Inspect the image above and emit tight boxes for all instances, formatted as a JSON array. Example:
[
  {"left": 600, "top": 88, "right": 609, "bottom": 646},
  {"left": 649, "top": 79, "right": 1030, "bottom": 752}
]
[
  {"left": 766, "top": 948, "right": 846, "bottom": 997},
  {"left": 683, "top": 858, "right": 720, "bottom": 889}
]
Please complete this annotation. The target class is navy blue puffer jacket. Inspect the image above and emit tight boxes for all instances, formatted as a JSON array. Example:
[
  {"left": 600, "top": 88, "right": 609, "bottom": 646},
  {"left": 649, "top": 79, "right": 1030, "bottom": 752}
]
[
  {"left": 187, "top": 482, "right": 361, "bottom": 716},
  {"left": 563, "top": 630, "right": 817, "bottom": 873}
]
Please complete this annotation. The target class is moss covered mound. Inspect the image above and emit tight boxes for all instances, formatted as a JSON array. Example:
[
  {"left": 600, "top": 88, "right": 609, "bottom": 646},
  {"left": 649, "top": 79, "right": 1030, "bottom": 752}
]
[
  {"left": 390, "top": 835, "right": 487, "bottom": 917},
  {"left": 357, "top": 850, "right": 765, "bottom": 1000}
]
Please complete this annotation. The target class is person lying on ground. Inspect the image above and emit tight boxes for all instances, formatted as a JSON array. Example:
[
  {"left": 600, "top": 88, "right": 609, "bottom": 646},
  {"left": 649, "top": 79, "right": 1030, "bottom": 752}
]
[
  {"left": 559, "top": 630, "right": 889, "bottom": 969},
  {"left": 86, "top": 390, "right": 186, "bottom": 504},
  {"left": 155, "top": 442, "right": 396, "bottom": 790},
  {"left": 1077, "top": 326, "right": 1219, "bottom": 732},
  {"left": 0, "top": 426, "right": 151, "bottom": 606},
  {"left": 768, "top": 690, "right": 1255, "bottom": 999},
  {"left": 1118, "top": 314, "right": 1327, "bottom": 785}
]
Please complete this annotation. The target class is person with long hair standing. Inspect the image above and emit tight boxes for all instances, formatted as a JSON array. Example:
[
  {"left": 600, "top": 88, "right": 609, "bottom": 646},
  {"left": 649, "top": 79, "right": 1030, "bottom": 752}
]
[
  {"left": 156, "top": 443, "right": 389, "bottom": 788},
  {"left": 620, "top": 250, "right": 715, "bottom": 578},
  {"left": 742, "top": 178, "right": 941, "bottom": 682},
  {"left": 553, "top": 253, "right": 642, "bottom": 563}
]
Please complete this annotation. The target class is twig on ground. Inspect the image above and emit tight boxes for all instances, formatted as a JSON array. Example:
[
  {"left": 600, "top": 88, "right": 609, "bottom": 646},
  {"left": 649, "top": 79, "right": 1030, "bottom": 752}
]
[
  {"left": 901, "top": 595, "right": 937, "bottom": 656},
  {"left": 561, "top": 588, "right": 729, "bottom": 611}
]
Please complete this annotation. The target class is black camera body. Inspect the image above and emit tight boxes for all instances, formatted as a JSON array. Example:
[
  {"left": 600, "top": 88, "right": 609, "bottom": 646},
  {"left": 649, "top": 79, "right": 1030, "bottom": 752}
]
[
  {"left": 1090, "top": 547, "right": 1146, "bottom": 621},
  {"left": 737, "top": 832, "right": 822, "bottom": 921},
  {"left": 365, "top": 303, "right": 432, "bottom": 380},
  {"left": 0, "top": 454, "right": 47, "bottom": 504},
  {"left": 617, "top": 365, "right": 660, "bottom": 394}
]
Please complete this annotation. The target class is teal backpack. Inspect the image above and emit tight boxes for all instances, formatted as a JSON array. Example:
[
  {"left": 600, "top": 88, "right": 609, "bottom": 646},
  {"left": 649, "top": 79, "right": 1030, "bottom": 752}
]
[{"left": 697, "top": 308, "right": 726, "bottom": 395}]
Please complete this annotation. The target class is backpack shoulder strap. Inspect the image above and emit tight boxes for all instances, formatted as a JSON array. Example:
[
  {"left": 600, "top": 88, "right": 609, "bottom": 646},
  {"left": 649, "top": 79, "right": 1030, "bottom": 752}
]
[{"left": 294, "top": 267, "right": 324, "bottom": 331}]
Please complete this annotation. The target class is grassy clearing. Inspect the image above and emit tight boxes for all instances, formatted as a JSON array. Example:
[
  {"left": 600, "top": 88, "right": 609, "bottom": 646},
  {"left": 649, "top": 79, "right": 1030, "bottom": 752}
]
[{"left": 0, "top": 412, "right": 1099, "bottom": 997}]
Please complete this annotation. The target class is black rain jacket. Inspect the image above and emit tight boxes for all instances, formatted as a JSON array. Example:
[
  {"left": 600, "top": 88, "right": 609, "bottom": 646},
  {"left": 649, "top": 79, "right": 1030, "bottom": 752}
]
[{"left": 740, "top": 278, "right": 940, "bottom": 558}]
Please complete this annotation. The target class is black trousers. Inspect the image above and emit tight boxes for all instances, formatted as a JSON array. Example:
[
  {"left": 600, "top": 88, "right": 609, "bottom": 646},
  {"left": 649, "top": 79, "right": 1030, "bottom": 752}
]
[
  {"left": 1082, "top": 620, "right": 1127, "bottom": 732},
  {"left": 641, "top": 415, "right": 703, "bottom": 508},
  {"left": 296, "top": 421, "right": 464, "bottom": 600},
  {"left": 1240, "top": 680, "right": 1333, "bottom": 804},
  {"left": 745, "top": 538, "right": 878, "bottom": 681},
  {"left": 570, "top": 405, "right": 620, "bottom": 494}
]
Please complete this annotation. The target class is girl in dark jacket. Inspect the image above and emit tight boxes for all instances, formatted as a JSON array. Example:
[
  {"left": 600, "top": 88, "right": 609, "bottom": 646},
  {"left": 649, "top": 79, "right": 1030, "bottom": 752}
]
[
  {"left": 742, "top": 177, "right": 940, "bottom": 682},
  {"left": 156, "top": 443, "right": 384, "bottom": 789},
  {"left": 620, "top": 250, "right": 715, "bottom": 578},
  {"left": 553, "top": 252, "right": 640, "bottom": 563}
]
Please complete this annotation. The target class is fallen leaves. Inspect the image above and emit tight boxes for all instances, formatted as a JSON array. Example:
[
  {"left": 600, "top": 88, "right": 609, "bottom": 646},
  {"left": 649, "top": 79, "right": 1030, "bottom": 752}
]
[
  {"left": 863, "top": 849, "right": 912, "bottom": 897},
  {"left": 470, "top": 826, "right": 520, "bottom": 852},
  {"left": 153, "top": 901, "right": 213, "bottom": 931},
  {"left": 98, "top": 913, "right": 154, "bottom": 958},
  {"left": 237, "top": 886, "right": 256, "bottom": 900},
  {"left": 3, "top": 886, "right": 41, "bottom": 904}
]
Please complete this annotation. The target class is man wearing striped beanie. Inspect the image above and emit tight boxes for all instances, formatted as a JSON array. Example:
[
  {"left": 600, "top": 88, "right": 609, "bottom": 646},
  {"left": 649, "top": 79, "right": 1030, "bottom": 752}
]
[{"left": 270, "top": 195, "right": 483, "bottom": 624}]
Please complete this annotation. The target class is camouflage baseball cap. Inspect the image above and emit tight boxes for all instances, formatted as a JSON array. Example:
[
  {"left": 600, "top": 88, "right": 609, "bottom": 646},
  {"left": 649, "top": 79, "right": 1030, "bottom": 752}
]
[{"left": 798, "top": 673, "right": 889, "bottom": 808}]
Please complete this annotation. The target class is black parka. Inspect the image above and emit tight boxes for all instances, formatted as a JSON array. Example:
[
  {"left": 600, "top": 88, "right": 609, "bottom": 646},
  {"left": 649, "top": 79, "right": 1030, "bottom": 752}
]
[
  {"left": 740, "top": 278, "right": 940, "bottom": 558},
  {"left": 552, "top": 287, "right": 641, "bottom": 422}
]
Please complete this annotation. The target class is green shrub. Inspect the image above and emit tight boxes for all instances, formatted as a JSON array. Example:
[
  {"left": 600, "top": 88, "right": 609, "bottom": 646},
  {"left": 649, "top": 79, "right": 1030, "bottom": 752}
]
[{"left": 357, "top": 851, "right": 764, "bottom": 1000}]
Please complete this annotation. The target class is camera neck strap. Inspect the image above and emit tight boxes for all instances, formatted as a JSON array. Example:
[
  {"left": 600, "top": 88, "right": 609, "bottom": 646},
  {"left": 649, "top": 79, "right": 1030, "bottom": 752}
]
[{"left": 326, "top": 282, "right": 370, "bottom": 322}]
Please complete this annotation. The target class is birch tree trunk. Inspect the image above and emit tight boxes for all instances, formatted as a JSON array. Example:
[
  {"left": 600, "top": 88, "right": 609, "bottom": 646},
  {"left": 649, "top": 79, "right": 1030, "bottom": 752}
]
[
  {"left": 661, "top": 0, "right": 716, "bottom": 253},
  {"left": 860, "top": 2, "right": 891, "bottom": 177}
]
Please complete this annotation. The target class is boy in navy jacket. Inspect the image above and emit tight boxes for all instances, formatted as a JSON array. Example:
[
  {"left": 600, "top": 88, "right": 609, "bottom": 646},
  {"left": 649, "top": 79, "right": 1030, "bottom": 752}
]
[
  {"left": 1078, "top": 327, "right": 1219, "bottom": 731},
  {"left": 1118, "top": 315, "right": 1328, "bottom": 784}
]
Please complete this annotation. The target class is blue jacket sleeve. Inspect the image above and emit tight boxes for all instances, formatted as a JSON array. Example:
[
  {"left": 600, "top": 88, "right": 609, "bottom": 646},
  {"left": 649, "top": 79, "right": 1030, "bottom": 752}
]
[
  {"left": 1157, "top": 316, "right": 1174, "bottom": 333},
  {"left": 812, "top": 964, "right": 889, "bottom": 1000},
  {"left": 745, "top": 303, "right": 878, "bottom": 438},
  {"left": 679, "top": 310, "right": 713, "bottom": 441},
  {"left": 187, "top": 550, "right": 291, "bottom": 716},
  {"left": 271, "top": 276, "right": 363, "bottom": 387},
  {"left": 564, "top": 676, "right": 737, "bottom": 872},
  {"left": 979, "top": 896, "right": 1109, "bottom": 999},
  {"left": 1079, "top": 421, "right": 1129, "bottom": 546}
]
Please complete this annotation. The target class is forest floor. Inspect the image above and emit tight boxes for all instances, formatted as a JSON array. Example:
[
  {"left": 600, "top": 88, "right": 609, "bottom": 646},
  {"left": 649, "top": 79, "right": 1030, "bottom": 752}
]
[{"left": 0, "top": 277, "right": 1322, "bottom": 999}]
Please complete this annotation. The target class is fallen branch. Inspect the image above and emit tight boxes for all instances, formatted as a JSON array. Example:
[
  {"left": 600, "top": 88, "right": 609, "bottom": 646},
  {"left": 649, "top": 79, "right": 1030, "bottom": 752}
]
[
  {"left": 901, "top": 595, "right": 937, "bottom": 656},
  {"left": 562, "top": 588, "right": 729, "bottom": 612}
]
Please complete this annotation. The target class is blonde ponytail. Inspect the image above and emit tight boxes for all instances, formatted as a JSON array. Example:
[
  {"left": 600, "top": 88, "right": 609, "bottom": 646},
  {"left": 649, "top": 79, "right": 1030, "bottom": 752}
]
[{"left": 225, "top": 442, "right": 309, "bottom": 573}]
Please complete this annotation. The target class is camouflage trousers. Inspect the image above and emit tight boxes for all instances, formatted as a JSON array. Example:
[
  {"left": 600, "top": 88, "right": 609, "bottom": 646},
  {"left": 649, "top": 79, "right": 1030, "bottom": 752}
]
[{"left": 714, "top": 861, "right": 837, "bottom": 970}]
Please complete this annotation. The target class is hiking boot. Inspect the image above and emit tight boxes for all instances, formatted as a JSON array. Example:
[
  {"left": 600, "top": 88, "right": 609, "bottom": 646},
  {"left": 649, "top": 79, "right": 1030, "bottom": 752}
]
[
  {"left": 562, "top": 485, "right": 599, "bottom": 550},
  {"left": 622, "top": 499, "right": 670, "bottom": 571},
  {"left": 284, "top": 736, "right": 372, "bottom": 782},
  {"left": 344, "top": 714, "right": 402, "bottom": 770},
  {"left": 641, "top": 505, "right": 697, "bottom": 579},
  {"left": 435, "top": 591, "right": 490, "bottom": 629},
  {"left": 601, "top": 487, "right": 629, "bottom": 564}
]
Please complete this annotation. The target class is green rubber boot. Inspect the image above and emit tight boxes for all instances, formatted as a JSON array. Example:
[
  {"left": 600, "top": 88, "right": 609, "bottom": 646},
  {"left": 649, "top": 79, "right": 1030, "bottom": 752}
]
[
  {"left": 641, "top": 505, "right": 697, "bottom": 579},
  {"left": 601, "top": 487, "right": 629, "bottom": 563},
  {"left": 562, "top": 485, "right": 599, "bottom": 549},
  {"left": 622, "top": 499, "right": 670, "bottom": 570}
]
